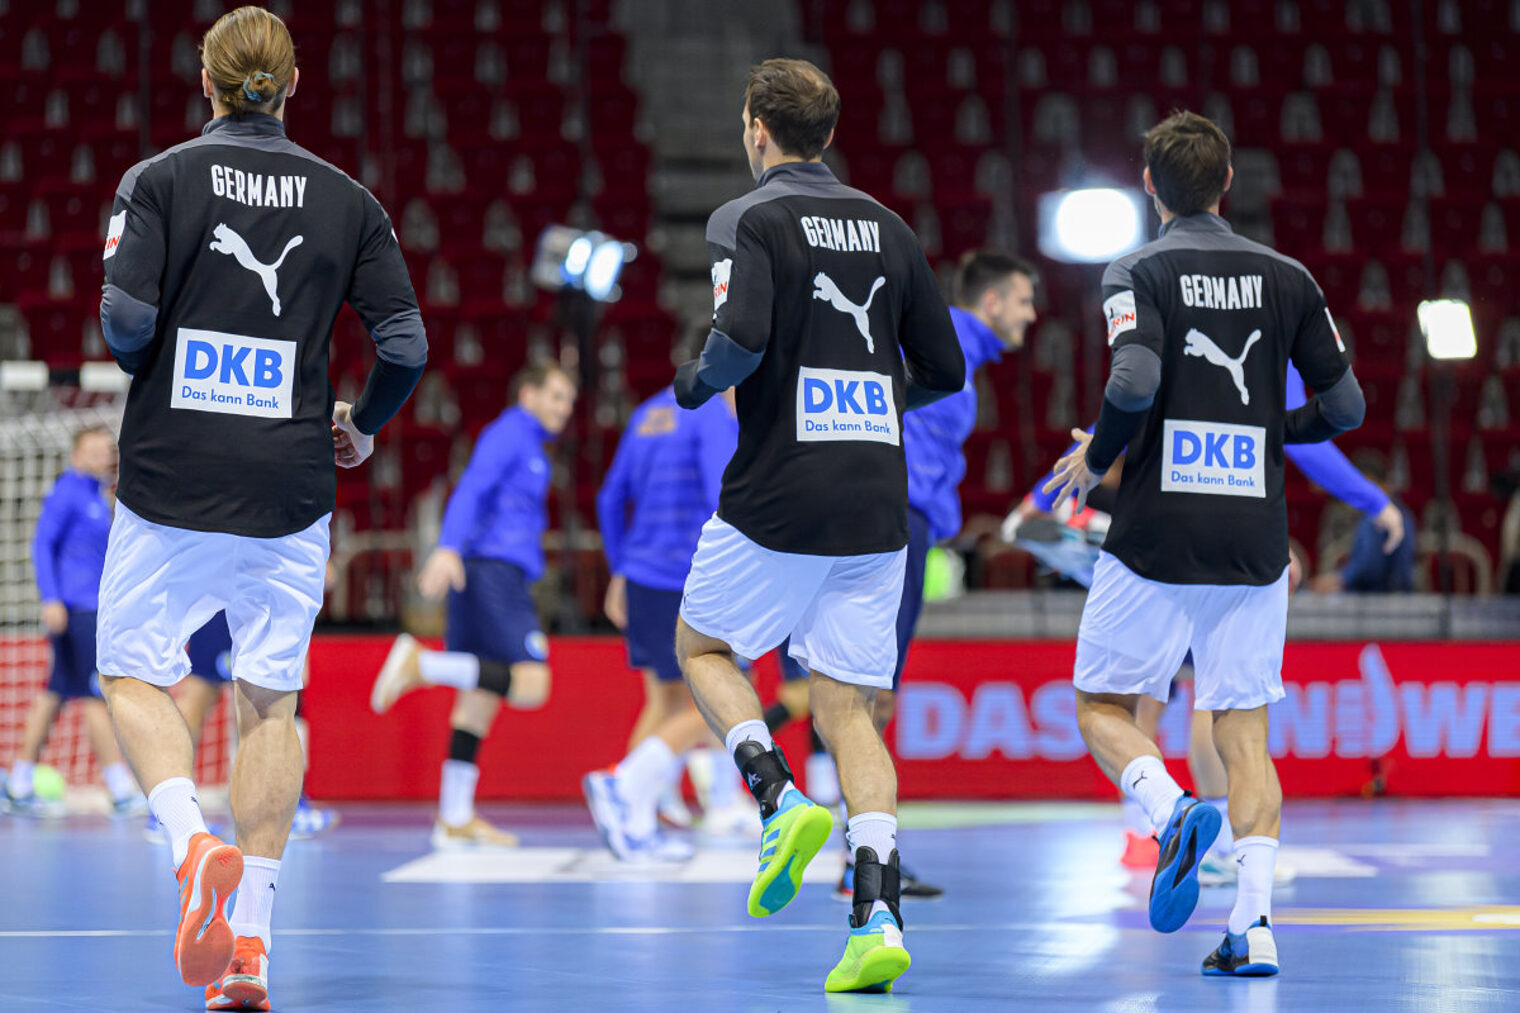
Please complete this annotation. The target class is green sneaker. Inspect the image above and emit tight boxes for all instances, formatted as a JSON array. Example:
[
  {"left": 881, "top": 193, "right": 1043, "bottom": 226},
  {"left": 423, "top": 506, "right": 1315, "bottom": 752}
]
[
  {"left": 747, "top": 787, "right": 833, "bottom": 918},
  {"left": 824, "top": 910, "right": 911, "bottom": 993}
]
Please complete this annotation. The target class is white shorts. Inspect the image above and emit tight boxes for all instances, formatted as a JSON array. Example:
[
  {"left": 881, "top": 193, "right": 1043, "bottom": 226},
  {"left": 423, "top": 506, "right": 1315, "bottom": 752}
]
[
  {"left": 680, "top": 516, "right": 907, "bottom": 690},
  {"left": 1074, "top": 551, "right": 1288, "bottom": 711},
  {"left": 96, "top": 502, "right": 330, "bottom": 693}
]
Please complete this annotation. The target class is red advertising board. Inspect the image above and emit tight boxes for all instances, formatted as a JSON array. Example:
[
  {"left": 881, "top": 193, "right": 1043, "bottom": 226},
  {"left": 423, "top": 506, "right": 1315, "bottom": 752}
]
[{"left": 300, "top": 637, "right": 1520, "bottom": 801}]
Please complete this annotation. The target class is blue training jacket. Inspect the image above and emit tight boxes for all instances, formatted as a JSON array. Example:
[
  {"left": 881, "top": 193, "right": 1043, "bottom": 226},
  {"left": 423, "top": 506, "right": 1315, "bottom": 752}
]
[
  {"left": 598, "top": 388, "right": 738, "bottom": 592},
  {"left": 32, "top": 469, "right": 112, "bottom": 610},
  {"left": 437, "top": 406, "right": 555, "bottom": 581},
  {"left": 1030, "top": 362, "right": 1390, "bottom": 517},
  {"left": 904, "top": 307, "right": 1005, "bottom": 541}
]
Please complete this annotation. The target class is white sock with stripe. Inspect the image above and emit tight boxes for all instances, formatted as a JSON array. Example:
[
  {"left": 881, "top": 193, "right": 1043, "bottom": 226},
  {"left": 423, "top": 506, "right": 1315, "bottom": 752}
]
[
  {"left": 229, "top": 856, "right": 280, "bottom": 952},
  {"left": 1119, "top": 755, "right": 1185, "bottom": 833},
  {"left": 149, "top": 776, "right": 210, "bottom": 868},
  {"left": 1229, "top": 836, "right": 1279, "bottom": 934}
]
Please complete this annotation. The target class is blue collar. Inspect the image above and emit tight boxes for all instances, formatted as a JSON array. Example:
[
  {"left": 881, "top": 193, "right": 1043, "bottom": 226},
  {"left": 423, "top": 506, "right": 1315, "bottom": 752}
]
[
  {"left": 202, "top": 113, "right": 287, "bottom": 139},
  {"left": 948, "top": 307, "right": 1004, "bottom": 372},
  {"left": 508, "top": 405, "right": 556, "bottom": 444},
  {"left": 756, "top": 160, "right": 837, "bottom": 189},
  {"left": 1159, "top": 212, "right": 1233, "bottom": 237}
]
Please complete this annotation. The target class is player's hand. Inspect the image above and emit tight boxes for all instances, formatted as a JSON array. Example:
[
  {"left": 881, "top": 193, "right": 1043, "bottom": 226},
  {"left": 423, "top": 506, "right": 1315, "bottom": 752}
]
[
  {"left": 417, "top": 548, "right": 466, "bottom": 600},
  {"left": 1042, "top": 429, "right": 1103, "bottom": 513},
  {"left": 41, "top": 601, "right": 68, "bottom": 635},
  {"left": 1287, "top": 546, "right": 1305, "bottom": 592},
  {"left": 604, "top": 575, "right": 628, "bottom": 631},
  {"left": 331, "top": 401, "right": 374, "bottom": 469},
  {"left": 1372, "top": 502, "right": 1405, "bottom": 553}
]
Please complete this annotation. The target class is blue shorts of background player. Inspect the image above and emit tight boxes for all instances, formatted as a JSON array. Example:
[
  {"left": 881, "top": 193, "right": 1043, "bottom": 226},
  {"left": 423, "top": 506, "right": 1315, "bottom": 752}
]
[
  {"left": 48, "top": 608, "right": 101, "bottom": 700},
  {"left": 185, "top": 610, "right": 233, "bottom": 683},
  {"left": 446, "top": 558, "right": 548, "bottom": 665},
  {"left": 779, "top": 507, "right": 933, "bottom": 692},
  {"left": 624, "top": 580, "right": 683, "bottom": 682}
]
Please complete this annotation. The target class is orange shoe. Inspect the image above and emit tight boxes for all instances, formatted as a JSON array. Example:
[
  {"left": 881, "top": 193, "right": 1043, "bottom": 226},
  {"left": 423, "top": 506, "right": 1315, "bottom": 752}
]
[
  {"left": 1120, "top": 830, "right": 1160, "bottom": 869},
  {"left": 205, "top": 936, "right": 270, "bottom": 1011},
  {"left": 174, "top": 832, "right": 243, "bottom": 986}
]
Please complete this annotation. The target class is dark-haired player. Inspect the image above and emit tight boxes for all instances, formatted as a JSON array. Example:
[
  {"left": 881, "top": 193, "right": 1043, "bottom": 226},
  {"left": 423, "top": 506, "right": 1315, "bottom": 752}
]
[
  {"left": 672, "top": 58, "right": 964, "bottom": 992},
  {"left": 1047, "top": 110, "right": 1365, "bottom": 977}
]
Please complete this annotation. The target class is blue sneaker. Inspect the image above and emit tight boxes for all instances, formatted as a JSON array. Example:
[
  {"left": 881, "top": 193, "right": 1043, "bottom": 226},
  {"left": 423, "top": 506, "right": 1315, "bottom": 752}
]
[
  {"left": 289, "top": 795, "right": 340, "bottom": 839},
  {"left": 749, "top": 787, "right": 833, "bottom": 918},
  {"left": 1149, "top": 793, "right": 1221, "bottom": 933},
  {"left": 1202, "top": 916, "right": 1279, "bottom": 976},
  {"left": 582, "top": 769, "right": 692, "bottom": 863},
  {"left": 5, "top": 791, "right": 63, "bottom": 819}
]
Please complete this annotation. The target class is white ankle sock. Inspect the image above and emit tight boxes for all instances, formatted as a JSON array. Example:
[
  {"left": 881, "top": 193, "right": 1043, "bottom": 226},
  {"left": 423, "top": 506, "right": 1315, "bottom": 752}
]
[
  {"left": 722, "top": 719, "right": 772, "bottom": 757},
  {"left": 805, "top": 752, "right": 841, "bottom": 807},
  {"left": 1120, "top": 796, "right": 1150, "bottom": 836},
  {"left": 1229, "top": 836, "right": 1278, "bottom": 934},
  {"left": 102, "top": 762, "right": 137, "bottom": 803},
  {"left": 1204, "top": 797, "right": 1232, "bottom": 857},
  {"left": 420, "top": 651, "right": 480, "bottom": 690},
  {"left": 846, "top": 811, "right": 897, "bottom": 859},
  {"left": 439, "top": 760, "right": 479, "bottom": 828},
  {"left": 148, "top": 777, "right": 210, "bottom": 867},
  {"left": 1119, "top": 756, "right": 1185, "bottom": 833},
  {"left": 10, "top": 760, "right": 35, "bottom": 798},
  {"left": 229, "top": 856, "right": 281, "bottom": 952},
  {"left": 615, "top": 736, "right": 679, "bottom": 838}
]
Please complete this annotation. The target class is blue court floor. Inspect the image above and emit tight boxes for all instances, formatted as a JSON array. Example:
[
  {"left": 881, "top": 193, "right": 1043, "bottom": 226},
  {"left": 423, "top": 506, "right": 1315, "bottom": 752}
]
[{"left": 2, "top": 798, "right": 1518, "bottom": 1011}]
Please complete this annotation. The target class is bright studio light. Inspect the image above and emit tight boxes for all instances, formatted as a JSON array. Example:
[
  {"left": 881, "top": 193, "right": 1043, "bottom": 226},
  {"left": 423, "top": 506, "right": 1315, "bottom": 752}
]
[
  {"left": 1037, "top": 188, "right": 1147, "bottom": 264},
  {"left": 1419, "top": 299, "right": 1478, "bottom": 360},
  {"left": 531, "top": 225, "right": 637, "bottom": 303}
]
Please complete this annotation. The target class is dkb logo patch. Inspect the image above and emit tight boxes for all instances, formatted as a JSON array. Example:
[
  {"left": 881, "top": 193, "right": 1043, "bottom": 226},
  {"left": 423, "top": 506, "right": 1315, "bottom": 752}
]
[
  {"left": 1161, "top": 419, "right": 1266, "bottom": 498},
  {"left": 795, "top": 366, "right": 899, "bottom": 445},
  {"left": 170, "top": 327, "right": 296, "bottom": 419}
]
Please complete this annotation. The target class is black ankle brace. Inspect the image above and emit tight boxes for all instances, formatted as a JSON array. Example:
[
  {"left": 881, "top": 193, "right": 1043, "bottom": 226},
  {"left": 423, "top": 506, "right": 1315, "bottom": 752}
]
[
  {"left": 849, "top": 846, "right": 903, "bottom": 930},
  {"left": 732, "top": 740, "right": 794, "bottom": 819}
]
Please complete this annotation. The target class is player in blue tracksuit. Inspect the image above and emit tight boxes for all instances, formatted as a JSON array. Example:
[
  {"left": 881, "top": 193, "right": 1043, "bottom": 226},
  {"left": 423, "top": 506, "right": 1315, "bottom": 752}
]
[
  {"left": 369, "top": 362, "right": 577, "bottom": 848},
  {"left": 582, "top": 387, "right": 743, "bottom": 859},
  {"left": 7, "top": 428, "right": 143, "bottom": 816},
  {"left": 768, "top": 251, "right": 1040, "bottom": 898},
  {"left": 1017, "top": 360, "right": 1404, "bottom": 878}
]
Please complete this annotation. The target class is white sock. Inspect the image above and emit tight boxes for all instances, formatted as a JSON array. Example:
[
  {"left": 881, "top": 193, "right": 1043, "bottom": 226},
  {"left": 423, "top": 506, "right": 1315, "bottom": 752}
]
[
  {"left": 102, "top": 762, "right": 137, "bottom": 803},
  {"left": 10, "top": 760, "right": 35, "bottom": 798},
  {"left": 1204, "top": 797, "right": 1232, "bottom": 857},
  {"left": 846, "top": 811, "right": 898, "bottom": 859},
  {"left": 615, "top": 736, "right": 679, "bottom": 838},
  {"left": 229, "top": 856, "right": 280, "bottom": 951},
  {"left": 723, "top": 719, "right": 772, "bottom": 757},
  {"left": 698, "top": 748, "right": 739, "bottom": 808},
  {"left": 438, "top": 759, "right": 479, "bottom": 828},
  {"left": 1119, "top": 755, "right": 1185, "bottom": 833},
  {"left": 847, "top": 812, "right": 899, "bottom": 922},
  {"left": 1229, "top": 836, "right": 1279, "bottom": 934},
  {"left": 420, "top": 651, "right": 481, "bottom": 691},
  {"left": 805, "top": 752, "right": 841, "bottom": 807},
  {"left": 149, "top": 776, "right": 210, "bottom": 867},
  {"left": 1121, "top": 796, "right": 1150, "bottom": 836}
]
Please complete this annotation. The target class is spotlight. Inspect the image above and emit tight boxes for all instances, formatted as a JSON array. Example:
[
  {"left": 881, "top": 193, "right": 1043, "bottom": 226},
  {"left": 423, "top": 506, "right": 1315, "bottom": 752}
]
[
  {"left": 531, "top": 225, "right": 636, "bottom": 303},
  {"left": 1418, "top": 299, "right": 1477, "bottom": 360},
  {"left": 1036, "top": 187, "right": 1147, "bottom": 264}
]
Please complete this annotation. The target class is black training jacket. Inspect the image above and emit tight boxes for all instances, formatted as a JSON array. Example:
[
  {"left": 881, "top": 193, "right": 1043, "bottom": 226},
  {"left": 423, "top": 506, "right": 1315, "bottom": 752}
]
[
  {"left": 1097, "top": 213, "right": 1360, "bottom": 585},
  {"left": 674, "top": 161, "right": 964, "bottom": 556},
  {"left": 100, "top": 113, "right": 426, "bottom": 538}
]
